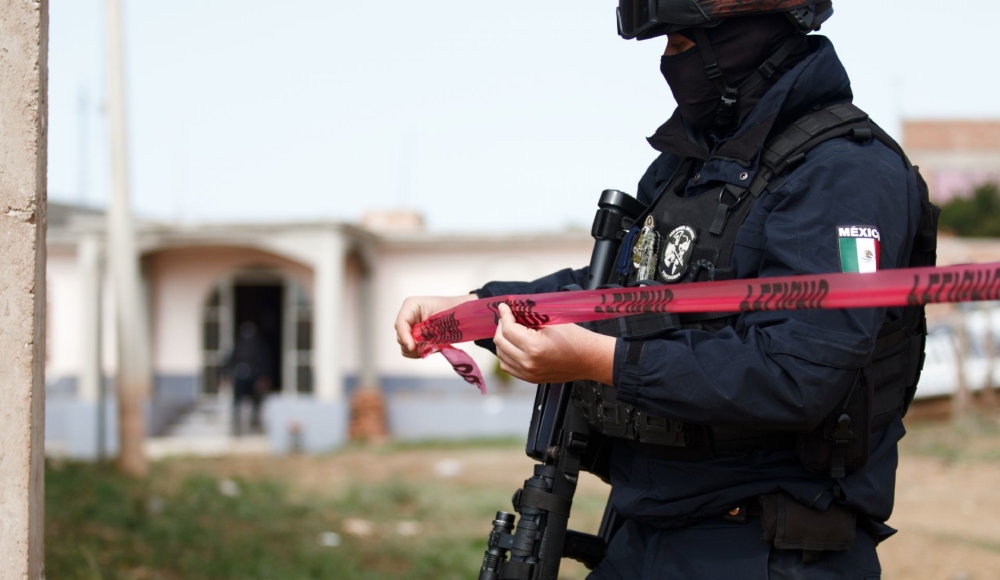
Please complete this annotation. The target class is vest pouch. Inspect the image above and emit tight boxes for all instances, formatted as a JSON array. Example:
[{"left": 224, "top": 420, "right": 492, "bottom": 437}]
[
  {"left": 869, "top": 320, "right": 925, "bottom": 423},
  {"left": 573, "top": 380, "right": 688, "bottom": 448},
  {"left": 759, "top": 493, "right": 857, "bottom": 555},
  {"left": 796, "top": 369, "right": 873, "bottom": 478},
  {"left": 577, "top": 416, "right": 614, "bottom": 483}
]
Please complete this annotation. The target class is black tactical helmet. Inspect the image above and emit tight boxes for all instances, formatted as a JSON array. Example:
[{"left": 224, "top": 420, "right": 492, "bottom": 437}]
[{"left": 618, "top": 0, "right": 833, "bottom": 40}]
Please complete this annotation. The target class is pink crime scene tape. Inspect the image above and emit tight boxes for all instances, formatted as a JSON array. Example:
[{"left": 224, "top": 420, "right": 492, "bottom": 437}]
[{"left": 412, "top": 262, "right": 1000, "bottom": 394}]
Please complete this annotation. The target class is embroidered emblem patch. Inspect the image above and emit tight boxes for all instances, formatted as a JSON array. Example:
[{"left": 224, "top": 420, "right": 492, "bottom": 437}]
[
  {"left": 838, "top": 225, "right": 881, "bottom": 273},
  {"left": 632, "top": 215, "right": 660, "bottom": 283},
  {"left": 661, "top": 225, "right": 697, "bottom": 282}
]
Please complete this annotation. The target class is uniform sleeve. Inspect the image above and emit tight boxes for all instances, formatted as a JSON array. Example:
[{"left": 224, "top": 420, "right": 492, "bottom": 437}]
[
  {"left": 613, "top": 141, "right": 918, "bottom": 431},
  {"left": 474, "top": 267, "right": 590, "bottom": 299},
  {"left": 472, "top": 267, "right": 590, "bottom": 353}
]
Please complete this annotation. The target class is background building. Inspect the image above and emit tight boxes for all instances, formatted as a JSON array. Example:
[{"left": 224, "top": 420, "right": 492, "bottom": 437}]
[
  {"left": 902, "top": 120, "right": 1000, "bottom": 203},
  {"left": 44, "top": 204, "right": 595, "bottom": 458}
]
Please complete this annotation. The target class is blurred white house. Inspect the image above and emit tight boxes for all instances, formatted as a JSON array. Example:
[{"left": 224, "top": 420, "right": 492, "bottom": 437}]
[{"left": 44, "top": 203, "right": 596, "bottom": 458}]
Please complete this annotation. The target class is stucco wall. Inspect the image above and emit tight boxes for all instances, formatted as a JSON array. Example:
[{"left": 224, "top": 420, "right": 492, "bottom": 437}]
[
  {"left": 45, "top": 247, "right": 81, "bottom": 380},
  {"left": 44, "top": 240, "right": 118, "bottom": 397}
]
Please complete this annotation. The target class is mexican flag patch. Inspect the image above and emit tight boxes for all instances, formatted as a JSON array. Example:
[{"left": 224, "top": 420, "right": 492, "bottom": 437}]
[{"left": 838, "top": 226, "right": 880, "bottom": 273}]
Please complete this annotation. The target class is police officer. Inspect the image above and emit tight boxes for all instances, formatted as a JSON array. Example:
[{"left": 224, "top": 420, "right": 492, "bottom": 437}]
[{"left": 396, "top": 1, "right": 931, "bottom": 577}]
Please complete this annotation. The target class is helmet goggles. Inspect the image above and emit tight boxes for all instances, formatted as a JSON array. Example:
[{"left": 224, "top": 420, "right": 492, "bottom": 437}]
[{"left": 617, "top": 0, "right": 832, "bottom": 40}]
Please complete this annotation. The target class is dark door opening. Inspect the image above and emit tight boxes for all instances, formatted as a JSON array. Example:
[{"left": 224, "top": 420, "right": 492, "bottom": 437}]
[{"left": 233, "top": 283, "right": 284, "bottom": 395}]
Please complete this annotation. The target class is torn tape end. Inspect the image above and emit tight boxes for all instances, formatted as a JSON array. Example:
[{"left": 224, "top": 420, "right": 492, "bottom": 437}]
[{"left": 438, "top": 345, "right": 488, "bottom": 395}]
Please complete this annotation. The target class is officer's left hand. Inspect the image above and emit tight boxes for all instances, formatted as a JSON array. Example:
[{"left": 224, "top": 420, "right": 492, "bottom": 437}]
[{"left": 493, "top": 303, "right": 615, "bottom": 385}]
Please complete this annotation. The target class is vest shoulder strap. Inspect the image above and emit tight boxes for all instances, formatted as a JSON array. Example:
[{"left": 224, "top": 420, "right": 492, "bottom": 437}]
[{"left": 749, "top": 102, "right": 872, "bottom": 198}]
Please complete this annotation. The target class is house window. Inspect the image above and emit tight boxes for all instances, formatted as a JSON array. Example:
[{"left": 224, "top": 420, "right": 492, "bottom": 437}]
[
  {"left": 201, "top": 287, "right": 231, "bottom": 395},
  {"left": 285, "top": 282, "right": 314, "bottom": 394}
]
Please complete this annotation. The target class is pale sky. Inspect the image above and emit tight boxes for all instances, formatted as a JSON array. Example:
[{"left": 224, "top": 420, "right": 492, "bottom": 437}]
[{"left": 47, "top": 0, "right": 1000, "bottom": 232}]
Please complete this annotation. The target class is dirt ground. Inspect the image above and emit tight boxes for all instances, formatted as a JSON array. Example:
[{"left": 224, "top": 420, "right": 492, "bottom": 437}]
[
  {"left": 883, "top": 455, "right": 1000, "bottom": 580},
  {"left": 172, "top": 419, "right": 1000, "bottom": 580}
]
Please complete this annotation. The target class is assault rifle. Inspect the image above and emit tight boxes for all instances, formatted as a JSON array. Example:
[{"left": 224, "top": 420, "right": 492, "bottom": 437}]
[{"left": 478, "top": 189, "right": 645, "bottom": 580}]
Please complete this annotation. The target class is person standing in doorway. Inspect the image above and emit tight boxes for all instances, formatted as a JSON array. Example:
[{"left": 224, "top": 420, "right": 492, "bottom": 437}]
[{"left": 224, "top": 321, "right": 274, "bottom": 435}]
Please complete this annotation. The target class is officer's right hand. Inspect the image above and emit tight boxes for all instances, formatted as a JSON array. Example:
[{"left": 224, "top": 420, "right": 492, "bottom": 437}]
[{"left": 395, "top": 294, "right": 477, "bottom": 358}]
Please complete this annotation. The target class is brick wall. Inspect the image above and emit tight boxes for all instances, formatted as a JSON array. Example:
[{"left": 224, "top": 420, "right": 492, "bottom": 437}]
[
  {"left": 901, "top": 120, "right": 1000, "bottom": 203},
  {"left": 903, "top": 120, "right": 1000, "bottom": 152}
]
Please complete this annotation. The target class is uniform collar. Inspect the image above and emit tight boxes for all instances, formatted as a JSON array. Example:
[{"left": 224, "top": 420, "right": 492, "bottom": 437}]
[{"left": 646, "top": 36, "right": 853, "bottom": 167}]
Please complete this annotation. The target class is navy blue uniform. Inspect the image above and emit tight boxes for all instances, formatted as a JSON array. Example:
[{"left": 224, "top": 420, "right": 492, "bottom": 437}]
[{"left": 475, "top": 37, "right": 919, "bottom": 578}]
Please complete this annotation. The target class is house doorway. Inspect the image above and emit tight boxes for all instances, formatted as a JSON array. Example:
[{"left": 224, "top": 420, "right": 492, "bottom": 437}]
[
  {"left": 202, "top": 273, "right": 314, "bottom": 398},
  {"left": 232, "top": 282, "right": 284, "bottom": 395}
]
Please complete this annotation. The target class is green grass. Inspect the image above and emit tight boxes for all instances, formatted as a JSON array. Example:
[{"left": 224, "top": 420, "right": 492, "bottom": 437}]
[
  {"left": 52, "top": 419, "right": 1000, "bottom": 580},
  {"left": 46, "top": 458, "right": 515, "bottom": 580}
]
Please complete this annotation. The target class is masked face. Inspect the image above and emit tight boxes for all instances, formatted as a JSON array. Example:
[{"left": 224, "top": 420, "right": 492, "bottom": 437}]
[
  {"left": 660, "top": 42, "right": 720, "bottom": 132},
  {"left": 659, "top": 15, "right": 806, "bottom": 132}
]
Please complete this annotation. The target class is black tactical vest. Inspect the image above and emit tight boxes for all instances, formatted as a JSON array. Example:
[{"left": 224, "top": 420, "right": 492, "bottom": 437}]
[{"left": 572, "top": 103, "right": 940, "bottom": 478}]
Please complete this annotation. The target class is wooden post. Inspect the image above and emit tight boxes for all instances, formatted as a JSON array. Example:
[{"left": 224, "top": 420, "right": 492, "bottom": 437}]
[
  {"left": 952, "top": 308, "right": 972, "bottom": 421},
  {"left": 106, "top": 0, "right": 151, "bottom": 476},
  {"left": 0, "top": 1, "right": 49, "bottom": 577}
]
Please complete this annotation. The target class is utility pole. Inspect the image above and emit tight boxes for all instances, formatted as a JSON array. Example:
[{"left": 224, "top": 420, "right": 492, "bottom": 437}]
[
  {"left": 78, "top": 84, "right": 90, "bottom": 206},
  {"left": 952, "top": 307, "right": 972, "bottom": 422},
  {"left": 0, "top": 1, "right": 49, "bottom": 576},
  {"left": 106, "top": 0, "right": 152, "bottom": 476}
]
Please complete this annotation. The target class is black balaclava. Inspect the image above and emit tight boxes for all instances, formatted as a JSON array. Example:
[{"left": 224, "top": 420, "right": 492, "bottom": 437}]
[{"left": 659, "top": 13, "right": 809, "bottom": 133}]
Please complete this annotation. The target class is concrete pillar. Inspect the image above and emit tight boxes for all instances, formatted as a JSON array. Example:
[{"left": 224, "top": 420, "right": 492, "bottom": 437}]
[
  {"left": 348, "top": 244, "right": 388, "bottom": 441},
  {"left": 356, "top": 245, "right": 379, "bottom": 387},
  {"left": 78, "top": 235, "right": 104, "bottom": 402},
  {"left": 0, "top": 1, "right": 48, "bottom": 578},
  {"left": 312, "top": 230, "right": 346, "bottom": 401}
]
